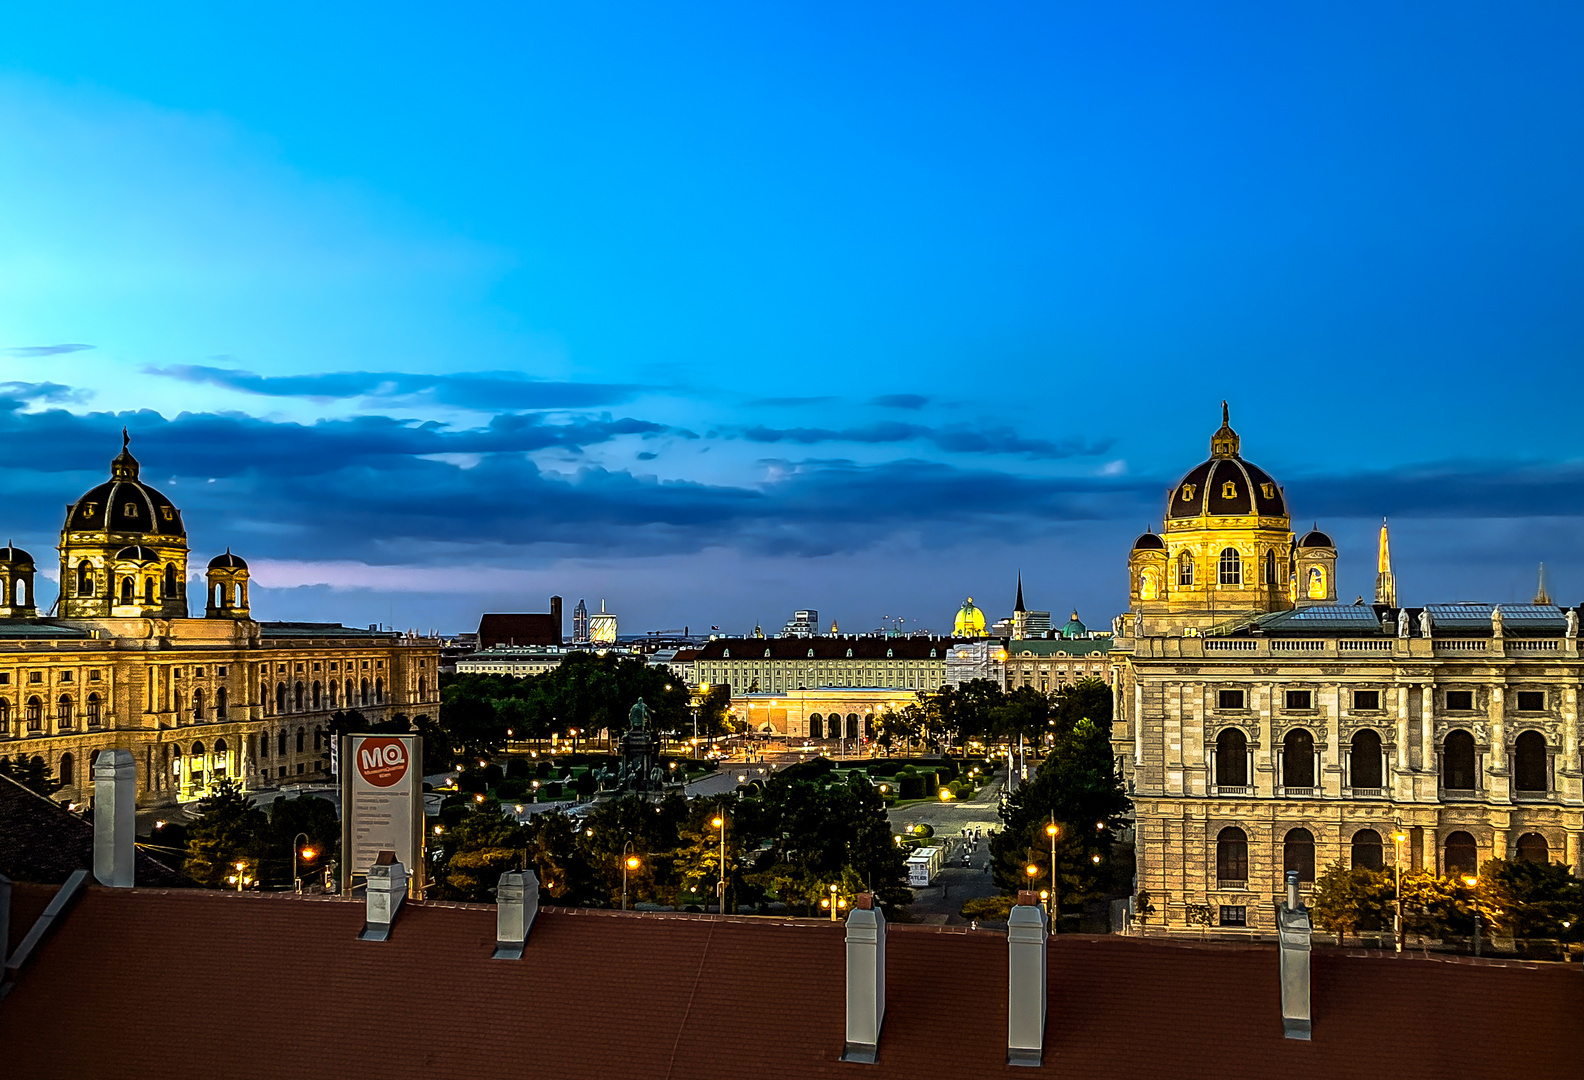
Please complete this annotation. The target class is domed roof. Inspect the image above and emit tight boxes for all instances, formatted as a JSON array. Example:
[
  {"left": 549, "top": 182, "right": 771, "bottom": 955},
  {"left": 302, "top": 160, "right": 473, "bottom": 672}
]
[
  {"left": 953, "top": 597, "right": 987, "bottom": 637},
  {"left": 0, "top": 543, "right": 34, "bottom": 566},
  {"left": 1060, "top": 609, "right": 1088, "bottom": 639},
  {"left": 1166, "top": 404, "right": 1287, "bottom": 521},
  {"left": 115, "top": 545, "right": 160, "bottom": 563},
  {"left": 64, "top": 431, "right": 185, "bottom": 539},
  {"left": 208, "top": 550, "right": 248, "bottom": 570},
  {"left": 1132, "top": 532, "right": 1165, "bottom": 550},
  {"left": 1299, "top": 529, "right": 1334, "bottom": 549}
]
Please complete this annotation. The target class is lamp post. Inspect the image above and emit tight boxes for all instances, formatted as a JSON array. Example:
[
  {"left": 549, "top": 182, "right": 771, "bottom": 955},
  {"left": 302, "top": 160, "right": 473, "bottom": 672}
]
[
  {"left": 712, "top": 814, "right": 727, "bottom": 914},
  {"left": 292, "top": 831, "right": 316, "bottom": 894},
  {"left": 1393, "top": 830, "right": 1408, "bottom": 952},
  {"left": 828, "top": 882, "right": 839, "bottom": 922},
  {"left": 232, "top": 860, "right": 247, "bottom": 892},
  {"left": 1462, "top": 875, "right": 1481, "bottom": 957},
  {"left": 622, "top": 842, "right": 640, "bottom": 911},
  {"left": 1045, "top": 818, "right": 1060, "bottom": 926}
]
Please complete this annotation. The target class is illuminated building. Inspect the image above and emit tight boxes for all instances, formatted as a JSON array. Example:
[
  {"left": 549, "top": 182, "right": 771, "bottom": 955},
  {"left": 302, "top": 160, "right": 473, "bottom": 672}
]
[
  {"left": 589, "top": 599, "right": 618, "bottom": 645},
  {"left": 953, "top": 597, "right": 988, "bottom": 638}
]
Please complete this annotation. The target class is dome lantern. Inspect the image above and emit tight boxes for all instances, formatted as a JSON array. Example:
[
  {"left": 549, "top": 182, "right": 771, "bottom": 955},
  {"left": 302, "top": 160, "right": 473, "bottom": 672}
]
[{"left": 205, "top": 548, "right": 251, "bottom": 619}]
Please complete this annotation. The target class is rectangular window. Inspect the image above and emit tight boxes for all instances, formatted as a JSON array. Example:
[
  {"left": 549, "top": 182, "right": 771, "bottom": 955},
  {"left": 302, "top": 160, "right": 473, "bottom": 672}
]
[
  {"left": 1516, "top": 690, "right": 1545, "bottom": 711},
  {"left": 278, "top": 664, "right": 287, "bottom": 673},
  {"left": 59, "top": 671, "right": 73, "bottom": 684},
  {"left": 0, "top": 673, "right": 8, "bottom": 684},
  {"left": 1446, "top": 690, "right": 1474, "bottom": 711},
  {"left": 1353, "top": 690, "right": 1380, "bottom": 711},
  {"left": 1285, "top": 690, "right": 1312, "bottom": 710},
  {"left": 28, "top": 671, "right": 41, "bottom": 684},
  {"left": 1218, "top": 905, "right": 1247, "bottom": 927},
  {"left": 1218, "top": 689, "right": 1246, "bottom": 710},
  {"left": 89, "top": 669, "right": 101, "bottom": 681},
  {"left": 330, "top": 662, "right": 338, "bottom": 671},
  {"left": 217, "top": 666, "right": 226, "bottom": 677},
  {"left": 193, "top": 667, "right": 204, "bottom": 678}
]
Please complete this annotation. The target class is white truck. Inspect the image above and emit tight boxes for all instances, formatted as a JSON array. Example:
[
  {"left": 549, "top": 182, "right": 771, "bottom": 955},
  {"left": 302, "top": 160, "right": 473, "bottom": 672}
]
[{"left": 906, "top": 846, "right": 945, "bottom": 887}]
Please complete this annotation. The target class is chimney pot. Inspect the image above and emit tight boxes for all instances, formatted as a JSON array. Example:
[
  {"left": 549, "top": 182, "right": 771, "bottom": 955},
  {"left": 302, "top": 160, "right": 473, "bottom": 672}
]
[
  {"left": 840, "top": 900, "right": 886, "bottom": 1064},
  {"left": 359, "top": 853, "right": 407, "bottom": 941},
  {"left": 1006, "top": 899, "right": 1048, "bottom": 1066},
  {"left": 92, "top": 749, "right": 137, "bottom": 888},
  {"left": 493, "top": 869, "right": 540, "bottom": 959},
  {"left": 855, "top": 892, "right": 873, "bottom": 910},
  {"left": 1278, "top": 870, "right": 1313, "bottom": 1040}
]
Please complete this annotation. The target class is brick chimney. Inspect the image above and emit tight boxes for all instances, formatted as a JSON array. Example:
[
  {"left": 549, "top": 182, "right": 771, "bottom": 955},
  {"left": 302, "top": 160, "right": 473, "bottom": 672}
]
[
  {"left": 493, "top": 869, "right": 540, "bottom": 960},
  {"left": 1007, "top": 890, "right": 1048, "bottom": 1066},
  {"left": 841, "top": 893, "right": 885, "bottom": 1064},
  {"left": 1277, "top": 870, "right": 1312, "bottom": 1040},
  {"left": 359, "top": 852, "right": 407, "bottom": 942},
  {"left": 92, "top": 749, "right": 136, "bottom": 888}
]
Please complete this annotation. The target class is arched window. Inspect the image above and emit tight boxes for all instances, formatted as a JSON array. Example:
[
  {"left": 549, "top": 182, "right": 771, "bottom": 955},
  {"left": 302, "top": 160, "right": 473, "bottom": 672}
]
[
  {"left": 120, "top": 577, "right": 134, "bottom": 605},
  {"left": 847, "top": 714, "right": 859, "bottom": 739},
  {"left": 294, "top": 682, "right": 304, "bottom": 710},
  {"left": 164, "top": 564, "right": 177, "bottom": 598},
  {"left": 809, "top": 714, "right": 824, "bottom": 739},
  {"left": 25, "top": 696, "right": 42, "bottom": 731},
  {"left": 1178, "top": 553, "right": 1194, "bottom": 586},
  {"left": 258, "top": 731, "right": 269, "bottom": 758},
  {"left": 215, "top": 686, "right": 227, "bottom": 720},
  {"left": 360, "top": 679, "right": 369, "bottom": 706},
  {"left": 1307, "top": 565, "right": 1326, "bottom": 600},
  {"left": 276, "top": 683, "right": 287, "bottom": 714},
  {"left": 375, "top": 677, "right": 384, "bottom": 704},
  {"left": 59, "top": 752, "right": 74, "bottom": 787},
  {"left": 1216, "top": 826, "right": 1248, "bottom": 882},
  {"left": 1215, "top": 728, "right": 1248, "bottom": 787},
  {"left": 192, "top": 688, "right": 204, "bottom": 720},
  {"left": 296, "top": 727, "right": 306, "bottom": 753},
  {"left": 86, "top": 693, "right": 101, "bottom": 726},
  {"left": 864, "top": 714, "right": 876, "bottom": 736},
  {"left": 144, "top": 577, "right": 156, "bottom": 604},
  {"left": 77, "top": 561, "right": 94, "bottom": 596},
  {"left": 1351, "top": 828, "right": 1383, "bottom": 870},
  {"left": 1138, "top": 569, "right": 1158, "bottom": 600},
  {"left": 312, "top": 681, "right": 322, "bottom": 710},
  {"left": 1443, "top": 730, "right": 1476, "bottom": 791},
  {"left": 1282, "top": 728, "right": 1315, "bottom": 788},
  {"left": 418, "top": 675, "right": 427, "bottom": 700},
  {"left": 1264, "top": 550, "right": 1277, "bottom": 585},
  {"left": 1283, "top": 827, "right": 1316, "bottom": 883},
  {"left": 1350, "top": 729, "right": 1383, "bottom": 788},
  {"left": 56, "top": 694, "right": 73, "bottom": 729},
  {"left": 314, "top": 727, "right": 322, "bottom": 751},
  {"left": 1218, "top": 548, "right": 1242, "bottom": 585},
  {"left": 1444, "top": 831, "right": 1477, "bottom": 876},
  {"left": 329, "top": 680, "right": 338, "bottom": 706},
  {"left": 278, "top": 729, "right": 287, "bottom": 755},
  {"left": 0, "top": 699, "right": 10, "bottom": 733},
  {"left": 191, "top": 740, "right": 205, "bottom": 757},
  {"left": 1516, "top": 833, "right": 1549, "bottom": 863},
  {"left": 1513, "top": 731, "right": 1547, "bottom": 792}
]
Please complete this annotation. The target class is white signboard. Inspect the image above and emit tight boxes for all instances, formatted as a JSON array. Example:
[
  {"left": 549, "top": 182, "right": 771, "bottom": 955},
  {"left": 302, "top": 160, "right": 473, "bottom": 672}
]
[{"left": 341, "top": 734, "right": 422, "bottom": 891}]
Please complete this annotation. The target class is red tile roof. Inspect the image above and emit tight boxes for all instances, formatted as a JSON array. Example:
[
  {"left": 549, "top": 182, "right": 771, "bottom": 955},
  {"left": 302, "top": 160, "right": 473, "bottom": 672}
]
[{"left": 1, "top": 884, "right": 1576, "bottom": 1080}]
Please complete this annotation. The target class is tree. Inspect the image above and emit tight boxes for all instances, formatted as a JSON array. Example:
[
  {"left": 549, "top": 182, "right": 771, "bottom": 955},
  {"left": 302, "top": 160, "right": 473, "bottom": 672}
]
[
  {"left": 1050, "top": 677, "right": 1113, "bottom": 735},
  {"left": 431, "top": 798, "right": 526, "bottom": 902},
  {"left": 1483, "top": 858, "right": 1583, "bottom": 941},
  {"left": 0, "top": 755, "right": 63, "bottom": 799},
  {"left": 262, "top": 793, "right": 340, "bottom": 889},
  {"left": 523, "top": 809, "right": 598, "bottom": 904},
  {"left": 184, "top": 779, "right": 268, "bottom": 888},
  {"left": 1310, "top": 863, "right": 1395, "bottom": 937},
  {"left": 989, "top": 717, "right": 1129, "bottom": 929},
  {"left": 695, "top": 684, "right": 734, "bottom": 737}
]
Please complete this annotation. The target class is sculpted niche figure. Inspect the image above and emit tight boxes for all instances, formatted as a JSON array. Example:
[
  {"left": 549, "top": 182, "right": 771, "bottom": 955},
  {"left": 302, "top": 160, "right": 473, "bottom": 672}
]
[
  {"left": 1419, "top": 610, "right": 1433, "bottom": 639},
  {"left": 1491, "top": 606, "right": 1504, "bottom": 638},
  {"left": 1568, "top": 609, "right": 1579, "bottom": 640},
  {"left": 1397, "top": 609, "right": 1409, "bottom": 639}
]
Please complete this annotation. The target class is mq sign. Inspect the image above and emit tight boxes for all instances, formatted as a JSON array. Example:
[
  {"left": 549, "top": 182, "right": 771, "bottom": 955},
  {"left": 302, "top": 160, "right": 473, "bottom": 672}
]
[{"left": 356, "top": 737, "right": 410, "bottom": 787}]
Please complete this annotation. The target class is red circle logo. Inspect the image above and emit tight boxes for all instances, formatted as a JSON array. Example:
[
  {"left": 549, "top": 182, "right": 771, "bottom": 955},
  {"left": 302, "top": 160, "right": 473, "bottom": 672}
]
[{"left": 355, "top": 737, "right": 409, "bottom": 788}]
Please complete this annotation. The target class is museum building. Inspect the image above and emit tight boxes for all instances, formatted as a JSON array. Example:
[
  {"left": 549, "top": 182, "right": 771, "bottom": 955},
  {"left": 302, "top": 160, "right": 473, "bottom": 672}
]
[
  {"left": 0, "top": 434, "right": 440, "bottom": 809},
  {"left": 1110, "top": 406, "right": 1582, "bottom": 931}
]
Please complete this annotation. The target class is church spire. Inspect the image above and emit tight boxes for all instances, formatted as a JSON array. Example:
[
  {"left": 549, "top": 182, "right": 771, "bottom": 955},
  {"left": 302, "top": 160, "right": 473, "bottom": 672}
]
[
  {"left": 1534, "top": 563, "right": 1553, "bottom": 606},
  {"left": 1014, "top": 570, "right": 1026, "bottom": 613},
  {"left": 1374, "top": 518, "right": 1397, "bottom": 607}
]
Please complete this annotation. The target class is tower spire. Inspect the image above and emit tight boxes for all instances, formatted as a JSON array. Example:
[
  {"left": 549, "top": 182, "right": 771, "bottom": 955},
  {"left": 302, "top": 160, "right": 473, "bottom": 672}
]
[
  {"left": 1534, "top": 563, "right": 1552, "bottom": 606},
  {"left": 1374, "top": 518, "right": 1397, "bottom": 607},
  {"left": 1014, "top": 570, "right": 1026, "bottom": 613}
]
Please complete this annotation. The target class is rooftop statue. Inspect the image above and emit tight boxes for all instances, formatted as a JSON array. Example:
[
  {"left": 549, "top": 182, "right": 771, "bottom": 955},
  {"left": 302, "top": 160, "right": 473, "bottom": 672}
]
[{"left": 629, "top": 698, "right": 650, "bottom": 730}]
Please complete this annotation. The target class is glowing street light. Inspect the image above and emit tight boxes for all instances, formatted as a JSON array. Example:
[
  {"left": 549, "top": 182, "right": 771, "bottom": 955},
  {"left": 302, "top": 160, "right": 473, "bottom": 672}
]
[
  {"left": 622, "top": 841, "right": 640, "bottom": 911},
  {"left": 1393, "top": 829, "right": 1408, "bottom": 952},
  {"left": 712, "top": 814, "right": 727, "bottom": 914},
  {"left": 292, "top": 831, "right": 316, "bottom": 893},
  {"left": 828, "top": 882, "right": 840, "bottom": 922},
  {"left": 1045, "top": 818, "right": 1061, "bottom": 924}
]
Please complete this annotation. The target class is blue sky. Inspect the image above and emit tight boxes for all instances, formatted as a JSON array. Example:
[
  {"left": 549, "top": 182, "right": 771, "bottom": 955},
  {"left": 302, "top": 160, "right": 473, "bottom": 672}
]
[{"left": 1, "top": 2, "right": 1581, "bottom": 634}]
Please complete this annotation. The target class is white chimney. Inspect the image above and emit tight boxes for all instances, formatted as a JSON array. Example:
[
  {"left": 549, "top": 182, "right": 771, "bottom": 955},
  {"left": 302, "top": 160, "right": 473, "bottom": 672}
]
[
  {"left": 92, "top": 749, "right": 136, "bottom": 888},
  {"left": 1007, "top": 890, "right": 1048, "bottom": 1066},
  {"left": 1278, "top": 870, "right": 1312, "bottom": 1040},
  {"left": 493, "top": 869, "right": 540, "bottom": 959},
  {"left": 841, "top": 893, "right": 885, "bottom": 1064},
  {"left": 359, "top": 852, "right": 407, "bottom": 941}
]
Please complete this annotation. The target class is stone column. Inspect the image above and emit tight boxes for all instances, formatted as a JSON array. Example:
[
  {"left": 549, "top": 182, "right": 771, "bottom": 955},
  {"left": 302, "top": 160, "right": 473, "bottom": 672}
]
[
  {"left": 1563, "top": 686, "right": 1580, "bottom": 774},
  {"left": 1487, "top": 684, "right": 1509, "bottom": 802},
  {"left": 1419, "top": 685, "right": 1434, "bottom": 779}
]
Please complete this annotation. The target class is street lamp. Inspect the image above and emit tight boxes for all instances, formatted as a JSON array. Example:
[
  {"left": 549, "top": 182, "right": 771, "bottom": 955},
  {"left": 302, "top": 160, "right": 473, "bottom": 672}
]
[
  {"left": 622, "top": 842, "right": 640, "bottom": 911},
  {"left": 1045, "top": 818, "right": 1061, "bottom": 925},
  {"left": 232, "top": 860, "right": 247, "bottom": 892},
  {"left": 292, "top": 831, "right": 317, "bottom": 893},
  {"left": 712, "top": 814, "right": 727, "bottom": 914},
  {"left": 828, "top": 882, "right": 839, "bottom": 922},
  {"left": 1462, "top": 874, "right": 1481, "bottom": 957},
  {"left": 1393, "top": 830, "right": 1408, "bottom": 952}
]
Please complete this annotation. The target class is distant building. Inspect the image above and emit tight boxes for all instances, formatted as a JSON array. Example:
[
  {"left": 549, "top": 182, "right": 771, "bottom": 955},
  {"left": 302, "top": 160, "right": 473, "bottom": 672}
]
[
  {"left": 944, "top": 640, "right": 1008, "bottom": 689},
  {"left": 572, "top": 599, "right": 590, "bottom": 645},
  {"left": 477, "top": 596, "right": 563, "bottom": 648},
  {"left": 952, "top": 597, "right": 987, "bottom": 638},
  {"left": 1002, "top": 638, "right": 1113, "bottom": 693},
  {"left": 646, "top": 647, "right": 700, "bottom": 687},
  {"left": 781, "top": 610, "right": 819, "bottom": 637},
  {"left": 695, "top": 636, "right": 966, "bottom": 695},
  {"left": 455, "top": 646, "right": 569, "bottom": 678},
  {"left": 588, "top": 599, "right": 617, "bottom": 645},
  {"left": 730, "top": 687, "right": 920, "bottom": 739}
]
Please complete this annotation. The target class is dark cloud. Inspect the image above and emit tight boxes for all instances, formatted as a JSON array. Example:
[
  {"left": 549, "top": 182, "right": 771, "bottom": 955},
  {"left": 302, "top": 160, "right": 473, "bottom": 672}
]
[
  {"left": 1, "top": 344, "right": 94, "bottom": 357},
  {"left": 0, "top": 381, "right": 91, "bottom": 405},
  {"left": 144, "top": 363, "right": 646, "bottom": 410},
  {"left": 868, "top": 393, "right": 929, "bottom": 410},
  {"left": 739, "top": 421, "right": 1113, "bottom": 460},
  {"left": 747, "top": 395, "right": 840, "bottom": 408}
]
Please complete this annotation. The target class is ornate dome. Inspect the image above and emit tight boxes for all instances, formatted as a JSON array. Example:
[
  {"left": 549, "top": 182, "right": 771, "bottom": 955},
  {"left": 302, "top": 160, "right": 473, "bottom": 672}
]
[
  {"left": 1060, "top": 609, "right": 1088, "bottom": 639},
  {"left": 1132, "top": 532, "right": 1165, "bottom": 550},
  {"left": 64, "top": 431, "right": 185, "bottom": 539},
  {"left": 0, "top": 544, "right": 34, "bottom": 566},
  {"left": 1166, "top": 404, "right": 1286, "bottom": 521},
  {"left": 115, "top": 545, "right": 160, "bottom": 563},
  {"left": 208, "top": 550, "right": 249, "bottom": 570},
  {"left": 953, "top": 597, "right": 987, "bottom": 637},
  {"left": 1299, "top": 529, "right": 1334, "bottom": 548}
]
